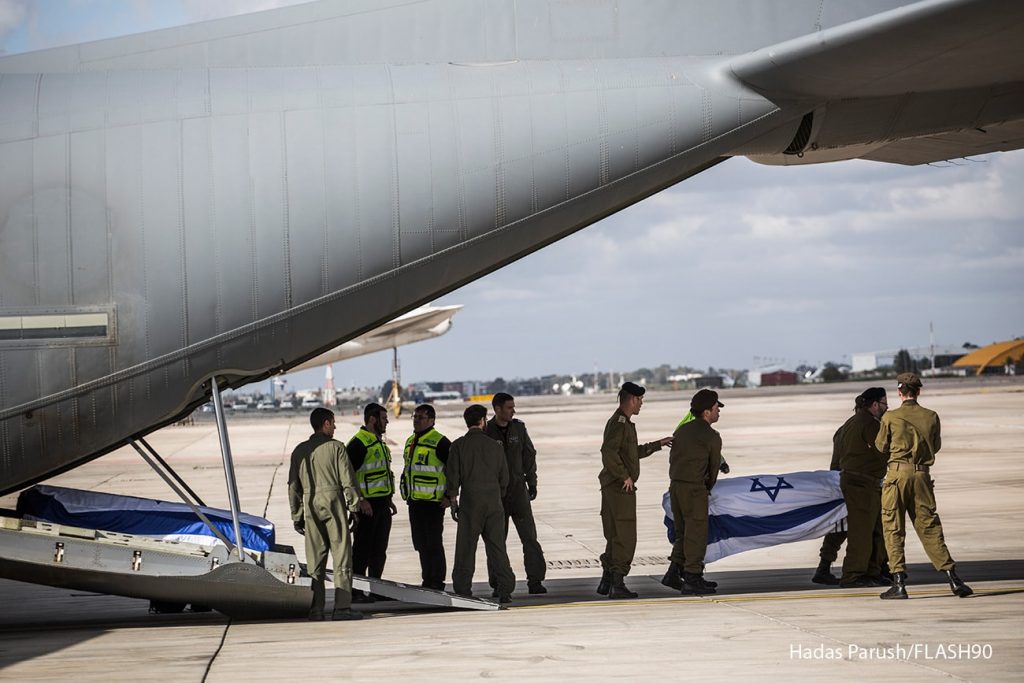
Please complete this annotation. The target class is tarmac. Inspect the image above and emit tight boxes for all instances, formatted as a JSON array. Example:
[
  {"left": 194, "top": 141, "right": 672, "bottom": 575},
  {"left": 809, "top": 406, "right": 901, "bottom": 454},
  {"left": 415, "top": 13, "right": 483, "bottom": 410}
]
[{"left": 1, "top": 378, "right": 1022, "bottom": 681}]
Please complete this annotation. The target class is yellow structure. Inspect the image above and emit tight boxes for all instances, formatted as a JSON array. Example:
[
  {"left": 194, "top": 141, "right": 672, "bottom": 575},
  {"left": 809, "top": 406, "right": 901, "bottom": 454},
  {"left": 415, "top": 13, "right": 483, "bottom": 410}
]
[{"left": 952, "top": 339, "right": 1024, "bottom": 375}]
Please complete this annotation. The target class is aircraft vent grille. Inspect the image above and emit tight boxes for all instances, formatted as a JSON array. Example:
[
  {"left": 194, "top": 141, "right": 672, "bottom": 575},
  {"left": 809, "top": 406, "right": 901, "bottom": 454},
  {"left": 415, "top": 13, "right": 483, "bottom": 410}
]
[{"left": 784, "top": 112, "right": 814, "bottom": 155}]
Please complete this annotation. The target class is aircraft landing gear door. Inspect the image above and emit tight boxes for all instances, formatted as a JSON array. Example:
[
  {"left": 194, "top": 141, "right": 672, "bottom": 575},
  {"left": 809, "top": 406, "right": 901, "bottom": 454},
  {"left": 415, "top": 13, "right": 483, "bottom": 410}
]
[{"left": 209, "top": 376, "right": 246, "bottom": 563}]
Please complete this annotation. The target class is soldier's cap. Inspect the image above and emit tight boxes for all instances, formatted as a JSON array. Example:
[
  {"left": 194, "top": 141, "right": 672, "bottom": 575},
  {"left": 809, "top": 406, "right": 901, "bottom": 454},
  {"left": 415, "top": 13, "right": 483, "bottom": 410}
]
[
  {"left": 619, "top": 381, "right": 646, "bottom": 398},
  {"left": 896, "top": 372, "right": 923, "bottom": 390},
  {"left": 690, "top": 388, "right": 724, "bottom": 414},
  {"left": 858, "top": 387, "right": 887, "bottom": 404}
]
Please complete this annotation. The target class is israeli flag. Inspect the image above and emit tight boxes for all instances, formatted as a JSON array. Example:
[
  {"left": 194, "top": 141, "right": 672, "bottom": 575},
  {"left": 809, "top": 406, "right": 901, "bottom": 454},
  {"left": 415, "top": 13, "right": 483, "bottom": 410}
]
[{"left": 662, "top": 470, "right": 846, "bottom": 564}]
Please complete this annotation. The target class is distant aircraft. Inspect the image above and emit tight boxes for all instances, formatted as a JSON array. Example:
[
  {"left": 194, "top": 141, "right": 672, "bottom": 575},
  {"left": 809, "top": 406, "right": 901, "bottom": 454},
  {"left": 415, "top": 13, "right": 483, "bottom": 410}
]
[{"left": 1, "top": 0, "right": 1022, "bottom": 614}]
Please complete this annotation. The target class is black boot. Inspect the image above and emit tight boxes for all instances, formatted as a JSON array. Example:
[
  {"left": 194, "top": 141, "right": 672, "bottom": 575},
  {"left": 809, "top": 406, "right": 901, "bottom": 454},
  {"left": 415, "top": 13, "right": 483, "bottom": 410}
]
[
  {"left": 309, "top": 580, "right": 326, "bottom": 620},
  {"left": 880, "top": 571, "right": 908, "bottom": 600},
  {"left": 946, "top": 568, "right": 973, "bottom": 598},
  {"left": 680, "top": 572, "right": 715, "bottom": 595},
  {"left": 812, "top": 559, "right": 839, "bottom": 586},
  {"left": 528, "top": 581, "right": 548, "bottom": 594},
  {"left": 660, "top": 561, "right": 683, "bottom": 590},
  {"left": 608, "top": 573, "right": 638, "bottom": 599},
  {"left": 596, "top": 570, "right": 612, "bottom": 596},
  {"left": 331, "top": 588, "right": 364, "bottom": 621}
]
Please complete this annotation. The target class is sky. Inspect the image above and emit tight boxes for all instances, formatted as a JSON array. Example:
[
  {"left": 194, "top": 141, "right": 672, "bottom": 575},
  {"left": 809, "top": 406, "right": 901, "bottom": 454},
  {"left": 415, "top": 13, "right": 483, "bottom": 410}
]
[{"left": 2, "top": 0, "right": 1022, "bottom": 392}]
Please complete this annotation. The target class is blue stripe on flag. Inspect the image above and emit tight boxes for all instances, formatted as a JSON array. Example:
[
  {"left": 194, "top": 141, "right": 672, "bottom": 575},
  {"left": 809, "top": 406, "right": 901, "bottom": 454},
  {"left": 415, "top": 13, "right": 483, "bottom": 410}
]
[{"left": 708, "top": 498, "right": 844, "bottom": 544}]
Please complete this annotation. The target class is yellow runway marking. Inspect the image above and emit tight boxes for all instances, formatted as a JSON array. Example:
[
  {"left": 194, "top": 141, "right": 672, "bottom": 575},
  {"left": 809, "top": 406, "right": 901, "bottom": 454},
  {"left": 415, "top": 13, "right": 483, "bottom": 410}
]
[{"left": 510, "top": 585, "right": 1024, "bottom": 610}]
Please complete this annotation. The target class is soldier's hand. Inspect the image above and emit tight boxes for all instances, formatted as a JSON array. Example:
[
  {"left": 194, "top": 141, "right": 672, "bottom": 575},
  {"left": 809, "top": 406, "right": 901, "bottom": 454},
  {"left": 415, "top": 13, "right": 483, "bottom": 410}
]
[
  {"left": 528, "top": 484, "right": 538, "bottom": 501},
  {"left": 293, "top": 520, "right": 305, "bottom": 536},
  {"left": 719, "top": 461, "right": 731, "bottom": 474},
  {"left": 348, "top": 512, "right": 360, "bottom": 532},
  {"left": 388, "top": 499, "right": 398, "bottom": 516},
  {"left": 450, "top": 504, "right": 460, "bottom": 523},
  {"left": 659, "top": 436, "right": 673, "bottom": 448},
  {"left": 358, "top": 499, "right": 373, "bottom": 516},
  {"left": 622, "top": 477, "right": 635, "bottom": 492}
]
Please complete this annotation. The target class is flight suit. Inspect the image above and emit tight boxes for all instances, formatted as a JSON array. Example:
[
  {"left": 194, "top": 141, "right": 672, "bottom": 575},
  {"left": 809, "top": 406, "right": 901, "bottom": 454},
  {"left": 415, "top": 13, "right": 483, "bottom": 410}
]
[
  {"left": 835, "top": 409, "right": 888, "bottom": 583},
  {"left": 287, "top": 433, "right": 362, "bottom": 609},
  {"left": 446, "top": 429, "right": 516, "bottom": 597},
  {"left": 876, "top": 399, "right": 956, "bottom": 574},
  {"left": 598, "top": 408, "right": 664, "bottom": 577},
  {"left": 484, "top": 417, "right": 546, "bottom": 588},
  {"left": 668, "top": 418, "right": 722, "bottom": 575}
]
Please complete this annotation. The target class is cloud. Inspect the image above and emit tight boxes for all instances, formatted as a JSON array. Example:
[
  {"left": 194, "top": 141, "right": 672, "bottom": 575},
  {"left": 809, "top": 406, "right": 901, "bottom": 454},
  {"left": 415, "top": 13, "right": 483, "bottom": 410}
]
[{"left": 0, "top": 0, "right": 28, "bottom": 51}]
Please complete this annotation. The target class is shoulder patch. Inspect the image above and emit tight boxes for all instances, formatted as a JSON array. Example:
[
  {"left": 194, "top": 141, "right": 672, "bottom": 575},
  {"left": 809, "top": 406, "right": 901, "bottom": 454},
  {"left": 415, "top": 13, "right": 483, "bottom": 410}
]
[{"left": 617, "top": 415, "right": 627, "bottom": 423}]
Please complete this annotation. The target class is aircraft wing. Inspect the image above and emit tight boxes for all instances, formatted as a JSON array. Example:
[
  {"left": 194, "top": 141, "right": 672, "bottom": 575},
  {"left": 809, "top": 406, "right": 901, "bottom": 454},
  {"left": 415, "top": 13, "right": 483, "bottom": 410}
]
[{"left": 730, "top": 0, "right": 1024, "bottom": 165}]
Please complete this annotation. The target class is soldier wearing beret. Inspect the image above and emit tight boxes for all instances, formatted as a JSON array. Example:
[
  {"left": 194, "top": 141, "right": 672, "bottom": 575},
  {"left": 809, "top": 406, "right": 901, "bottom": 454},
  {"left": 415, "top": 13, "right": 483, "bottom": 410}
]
[
  {"left": 597, "top": 382, "right": 673, "bottom": 599},
  {"left": 877, "top": 373, "right": 973, "bottom": 600},
  {"left": 834, "top": 387, "right": 890, "bottom": 588},
  {"left": 662, "top": 389, "right": 724, "bottom": 595}
]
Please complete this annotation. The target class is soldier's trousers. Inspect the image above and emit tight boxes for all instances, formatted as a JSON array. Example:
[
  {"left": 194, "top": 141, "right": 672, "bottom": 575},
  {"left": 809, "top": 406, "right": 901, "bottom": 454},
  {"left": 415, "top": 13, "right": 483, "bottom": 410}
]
[
  {"left": 840, "top": 473, "right": 887, "bottom": 581},
  {"left": 599, "top": 485, "right": 636, "bottom": 576},
  {"left": 487, "top": 482, "right": 546, "bottom": 587},
  {"left": 881, "top": 470, "right": 956, "bottom": 575},
  {"left": 818, "top": 530, "right": 847, "bottom": 563},
  {"left": 452, "top": 498, "right": 515, "bottom": 596},
  {"left": 408, "top": 500, "right": 446, "bottom": 590},
  {"left": 668, "top": 481, "right": 710, "bottom": 575},
  {"left": 353, "top": 497, "right": 393, "bottom": 583},
  {"left": 304, "top": 509, "right": 353, "bottom": 607}
]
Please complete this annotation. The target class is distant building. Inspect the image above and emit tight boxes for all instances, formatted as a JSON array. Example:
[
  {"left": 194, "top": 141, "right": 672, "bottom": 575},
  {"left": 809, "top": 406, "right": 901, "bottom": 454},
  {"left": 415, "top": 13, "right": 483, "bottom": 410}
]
[
  {"left": 695, "top": 376, "right": 725, "bottom": 389},
  {"left": 760, "top": 370, "right": 799, "bottom": 386},
  {"left": 952, "top": 339, "right": 1024, "bottom": 375},
  {"left": 851, "top": 345, "right": 966, "bottom": 373}
]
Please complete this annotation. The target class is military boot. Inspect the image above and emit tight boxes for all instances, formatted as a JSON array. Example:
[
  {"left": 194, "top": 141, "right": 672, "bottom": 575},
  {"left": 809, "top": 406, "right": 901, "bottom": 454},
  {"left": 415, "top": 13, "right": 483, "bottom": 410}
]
[
  {"left": 596, "top": 569, "right": 612, "bottom": 596},
  {"left": 879, "top": 572, "right": 908, "bottom": 600},
  {"left": 680, "top": 572, "right": 715, "bottom": 595},
  {"left": 946, "top": 569, "right": 974, "bottom": 598},
  {"left": 332, "top": 588, "right": 364, "bottom": 621},
  {"left": 309, "top": 580, "right": 326, "bottom": 621},
  {"left": 527, "top": 581, "right": 548, "bottom": 595},
  {"left": 811, "top": 559, "right": 839, "bottom": 586},
  {"left": 660, "top": 561, "right": 683, "bottom": 590},
  {"left": 608, "top": 573, "right": 638, "bottom": 599}
]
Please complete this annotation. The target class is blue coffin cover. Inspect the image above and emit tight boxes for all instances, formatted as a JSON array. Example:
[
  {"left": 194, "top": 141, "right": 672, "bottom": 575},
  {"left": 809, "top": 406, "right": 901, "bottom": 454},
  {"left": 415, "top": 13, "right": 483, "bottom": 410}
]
[{"left": 17, "top": 485, "right": 275, "bottom": 553}]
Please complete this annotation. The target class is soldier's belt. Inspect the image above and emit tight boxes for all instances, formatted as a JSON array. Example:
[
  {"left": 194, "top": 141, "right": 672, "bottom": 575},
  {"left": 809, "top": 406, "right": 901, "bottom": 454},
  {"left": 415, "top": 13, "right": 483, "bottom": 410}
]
[{"left": 888, "top": 462, "right": 930, "bottom": 472}]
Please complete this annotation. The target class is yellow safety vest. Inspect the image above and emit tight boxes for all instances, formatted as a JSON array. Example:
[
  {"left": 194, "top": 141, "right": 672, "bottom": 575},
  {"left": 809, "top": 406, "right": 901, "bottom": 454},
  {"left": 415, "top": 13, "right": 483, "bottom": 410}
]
[
  {"left": 676, "top": 410, "right": 696, "bottom": 431},
  {"left": 401, "top": 429, "right": 447, "bottom": 502},
  {"left": 351, "top": 428, "right": 394, "bottom": 498}
]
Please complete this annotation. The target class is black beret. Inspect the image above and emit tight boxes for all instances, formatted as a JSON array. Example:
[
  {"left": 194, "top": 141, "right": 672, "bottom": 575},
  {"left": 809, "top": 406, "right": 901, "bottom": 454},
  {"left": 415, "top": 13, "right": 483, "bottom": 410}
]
[
  {"left": 620, "top": 381, "right": 646, "bottom": 397},
  {"left": 690, "top": 388, "right": 724, "bottom": 414}
]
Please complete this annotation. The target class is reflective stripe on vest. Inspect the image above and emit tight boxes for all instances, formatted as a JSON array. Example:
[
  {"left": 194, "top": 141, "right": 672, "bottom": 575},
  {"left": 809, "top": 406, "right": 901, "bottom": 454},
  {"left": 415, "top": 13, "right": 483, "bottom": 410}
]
[
  {"left": 401, "top": 428, "right": 447, "bottom": 502},
  {"left": 352, "top": 428, "right": 393, "bottom": 498}
]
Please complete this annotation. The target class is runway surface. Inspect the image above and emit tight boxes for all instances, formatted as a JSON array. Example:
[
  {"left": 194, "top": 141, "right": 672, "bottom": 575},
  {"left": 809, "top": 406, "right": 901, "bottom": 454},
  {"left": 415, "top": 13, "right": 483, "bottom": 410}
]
[{"left": 1, "top": 378, "right": 1022, "bottom": 681}]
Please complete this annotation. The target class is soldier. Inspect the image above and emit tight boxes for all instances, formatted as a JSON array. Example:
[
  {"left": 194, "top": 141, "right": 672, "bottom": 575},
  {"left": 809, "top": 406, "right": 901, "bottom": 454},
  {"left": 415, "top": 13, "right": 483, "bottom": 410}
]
[
  {"left": 598, "top": 382, "right": 673, "bottom": 599},
  {"left": 810, "top": 427, "right": 848, "bottom": 585},
  {"left": 662, "top": 389, "right": 724, "bottom": 595},
  {"left": 447, "top": 404, "right": 516, "bottom": 602},
  {"left": 347, "top": 402, "right": 397, "bottom": 602},
  {"left": 287, "top": 407, "right": 369, "bottom": 621},
  {"left": 485, "top": 393, "right": 547, "bottom": 596},
  {"left": 836, "top": 387, "right": 890, "bottom": 588},
  {"left": 877, "top": 373, "right": 973, "bottom": 600},
  {"left": 400, "top": 403, "right": 451, "bottom": 590}
]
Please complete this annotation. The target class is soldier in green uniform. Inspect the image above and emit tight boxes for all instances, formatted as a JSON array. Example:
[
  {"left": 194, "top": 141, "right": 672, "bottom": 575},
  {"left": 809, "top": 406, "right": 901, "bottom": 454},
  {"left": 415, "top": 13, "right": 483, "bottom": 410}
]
[
  {"left": 485, "top": 392, "right": 547, "bottom": 596},
  {"left": 447, "top": 404, "right": 516, "bottom": 602},
  {"left": 598, "top": 382, "right": 673, "bottom": 599},
  {"left": 835, "top": 387, "right": 890, "bottom": 588},
  {"left": 877, "top": 373, "right": 973, "bottom": 600},
  {"left": 287, "top": 407, "right": 369, "bottom": 621},
  {"left": 347, "top": 403, "right": 397, "bottom": 602},
  {"left": 401, "top": 403, "right": 452, "bottom": 590},
  {"left": 663, "top": 389, "right": 723, "bottom": 595}
]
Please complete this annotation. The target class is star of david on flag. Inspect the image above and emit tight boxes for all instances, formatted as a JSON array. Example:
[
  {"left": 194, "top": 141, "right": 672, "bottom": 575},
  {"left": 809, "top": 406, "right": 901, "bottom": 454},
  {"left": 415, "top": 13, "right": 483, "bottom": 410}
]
[{"left": 663, "top": 470, "right": 847, "bottom": 563}]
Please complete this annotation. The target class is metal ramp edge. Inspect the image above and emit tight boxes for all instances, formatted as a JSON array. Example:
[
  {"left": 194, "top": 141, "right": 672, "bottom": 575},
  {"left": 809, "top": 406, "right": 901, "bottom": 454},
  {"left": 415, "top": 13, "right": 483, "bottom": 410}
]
[{"left": 343, "top": 574, "right": 501, "bottom": 611}]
